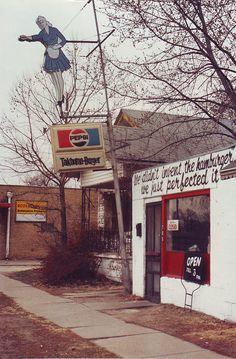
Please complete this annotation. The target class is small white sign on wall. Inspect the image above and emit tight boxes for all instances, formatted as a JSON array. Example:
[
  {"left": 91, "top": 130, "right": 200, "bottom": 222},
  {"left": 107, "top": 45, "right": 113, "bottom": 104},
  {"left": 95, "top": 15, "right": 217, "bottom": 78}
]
[{"left": 167, "top": 219, "right": 179, "bottom": 231}]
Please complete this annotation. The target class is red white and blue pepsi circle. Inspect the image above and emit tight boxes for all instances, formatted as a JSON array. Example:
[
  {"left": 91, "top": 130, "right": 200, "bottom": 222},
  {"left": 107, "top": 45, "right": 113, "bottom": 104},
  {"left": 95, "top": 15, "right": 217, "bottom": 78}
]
[{"left": 69, "top": 128, "right": 89, "bottom": 147}]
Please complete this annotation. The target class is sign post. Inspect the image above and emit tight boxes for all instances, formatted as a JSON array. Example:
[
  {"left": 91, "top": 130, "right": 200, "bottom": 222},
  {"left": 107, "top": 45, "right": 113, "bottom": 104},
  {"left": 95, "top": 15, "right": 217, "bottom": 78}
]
[{"left": 91, "top": 0, "right": 132, "bottom": 293}]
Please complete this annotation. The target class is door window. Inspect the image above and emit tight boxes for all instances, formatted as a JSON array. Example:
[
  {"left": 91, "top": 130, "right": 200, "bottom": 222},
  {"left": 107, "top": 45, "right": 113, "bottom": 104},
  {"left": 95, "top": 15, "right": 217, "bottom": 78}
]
[{"left": 166, "top": 195, "right": 210, "bottom": 253}]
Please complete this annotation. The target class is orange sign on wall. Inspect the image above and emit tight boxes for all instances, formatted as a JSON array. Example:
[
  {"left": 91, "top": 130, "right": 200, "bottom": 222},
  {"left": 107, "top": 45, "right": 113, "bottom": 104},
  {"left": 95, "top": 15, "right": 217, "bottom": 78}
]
[{"left": 16, "top": 201, "right": 47, "bottom": 222}]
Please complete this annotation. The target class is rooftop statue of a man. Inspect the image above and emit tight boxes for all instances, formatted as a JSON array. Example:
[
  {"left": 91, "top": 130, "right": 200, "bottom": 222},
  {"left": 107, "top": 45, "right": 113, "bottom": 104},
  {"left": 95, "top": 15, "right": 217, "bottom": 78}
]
[{"left": 19, "top": 16, "right": 71, "bottom": 107}]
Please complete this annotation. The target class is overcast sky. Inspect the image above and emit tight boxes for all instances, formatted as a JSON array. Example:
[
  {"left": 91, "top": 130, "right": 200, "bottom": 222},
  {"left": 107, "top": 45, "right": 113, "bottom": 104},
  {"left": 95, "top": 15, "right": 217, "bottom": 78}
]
[{"left": 0, "top": 0, "right": 109, "bottom": 113}]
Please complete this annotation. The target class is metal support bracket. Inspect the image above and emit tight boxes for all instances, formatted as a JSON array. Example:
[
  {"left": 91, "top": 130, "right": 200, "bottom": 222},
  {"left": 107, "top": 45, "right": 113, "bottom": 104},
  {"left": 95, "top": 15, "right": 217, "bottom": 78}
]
[{"left": 181, "top": 278, "right": 201, "bottom": 310}]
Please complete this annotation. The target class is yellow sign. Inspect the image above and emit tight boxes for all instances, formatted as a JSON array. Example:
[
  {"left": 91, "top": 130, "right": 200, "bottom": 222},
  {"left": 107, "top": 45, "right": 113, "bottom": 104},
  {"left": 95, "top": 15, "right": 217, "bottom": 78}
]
[{"left": 16, "top": 201, "right": 47, "bottom": 222}]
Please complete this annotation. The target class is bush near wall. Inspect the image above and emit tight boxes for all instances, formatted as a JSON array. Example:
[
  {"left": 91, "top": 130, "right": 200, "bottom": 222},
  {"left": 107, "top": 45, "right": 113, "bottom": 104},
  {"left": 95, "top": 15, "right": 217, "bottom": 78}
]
[{"left": 41, "top": 234, "right": 101, "bottom": 285}]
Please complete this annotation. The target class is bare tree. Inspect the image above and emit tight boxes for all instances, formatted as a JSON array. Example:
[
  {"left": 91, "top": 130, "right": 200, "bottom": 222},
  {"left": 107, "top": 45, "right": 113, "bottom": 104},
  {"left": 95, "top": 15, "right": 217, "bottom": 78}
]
[
  {"left": 102, "top": 0, "right": 236, "bottom": 140},
  {"left": 23, "top": 172, "right": 57, "bottom": 187},
  {"left": 0, "top": 48, "right": 113, "bottom": 245}
]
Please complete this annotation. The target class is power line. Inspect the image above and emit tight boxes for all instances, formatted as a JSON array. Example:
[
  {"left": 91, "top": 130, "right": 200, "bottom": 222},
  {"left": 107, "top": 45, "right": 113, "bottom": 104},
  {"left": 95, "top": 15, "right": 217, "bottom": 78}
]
[
  {"left": 62, "top": 1, "right": 91, "bottom": 32},
  {"left": 62, "top": 1, "right": 115, "bottom": 49}
]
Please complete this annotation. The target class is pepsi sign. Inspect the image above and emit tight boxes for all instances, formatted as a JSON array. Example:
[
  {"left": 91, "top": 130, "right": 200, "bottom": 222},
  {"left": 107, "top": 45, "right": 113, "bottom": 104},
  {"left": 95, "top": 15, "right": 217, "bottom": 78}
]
[
  {"left": 50, "top": 123, "right": 106, "bottom": 173},
  {"left": 54, "top": 125, "right": 103, "bottom": 151}
]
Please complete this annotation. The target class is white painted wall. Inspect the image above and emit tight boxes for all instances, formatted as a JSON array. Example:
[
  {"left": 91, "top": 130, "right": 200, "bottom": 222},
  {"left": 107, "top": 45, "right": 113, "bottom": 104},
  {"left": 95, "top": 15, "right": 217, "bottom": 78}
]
[
  {"left": 80, "top": 162, "right": 124, "bottom": 188},
  {"left": 132, "top": 197, "right": 146, "bottom": 297},
  {"left": 161, "top": 178, "right": 236, "bottom": 321},
  {"left": 80, "top": 169, "right": 114, "bottom": 187},
  {"left": 96, "top": 253, "right": 132, "bottom": 283},
  {"left": 132, "top": 145, "right": 236, "bottom": 321}
]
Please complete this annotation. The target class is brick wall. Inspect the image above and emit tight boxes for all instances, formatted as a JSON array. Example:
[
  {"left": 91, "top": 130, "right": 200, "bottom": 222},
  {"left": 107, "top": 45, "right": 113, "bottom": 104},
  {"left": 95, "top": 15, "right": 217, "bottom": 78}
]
[{"left": 0, "top": 185, "right": 98, "bottom": 259}]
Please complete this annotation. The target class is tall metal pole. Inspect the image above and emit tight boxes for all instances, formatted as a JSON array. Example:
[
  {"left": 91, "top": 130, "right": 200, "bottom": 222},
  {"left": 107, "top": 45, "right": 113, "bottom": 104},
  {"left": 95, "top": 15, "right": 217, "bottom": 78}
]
[
  {"left": 91, "top": 0, "right": 131, "bottom": 292},
  {"left": 5, "top": 191, "right": 13, "bottom": 259}
]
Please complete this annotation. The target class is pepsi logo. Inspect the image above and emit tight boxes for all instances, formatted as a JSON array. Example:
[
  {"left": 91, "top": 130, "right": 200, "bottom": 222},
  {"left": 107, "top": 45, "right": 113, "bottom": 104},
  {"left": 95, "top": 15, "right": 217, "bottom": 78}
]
[{"left": 69, "top": 128, "right": 89, "bottom": 147}]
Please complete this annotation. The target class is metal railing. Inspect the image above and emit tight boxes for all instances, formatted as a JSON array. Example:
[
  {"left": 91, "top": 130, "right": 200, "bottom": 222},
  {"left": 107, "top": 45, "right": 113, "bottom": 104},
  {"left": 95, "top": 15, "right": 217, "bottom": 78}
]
[{"left": 85, "top": 229, "right": 132, "bottom": 255}]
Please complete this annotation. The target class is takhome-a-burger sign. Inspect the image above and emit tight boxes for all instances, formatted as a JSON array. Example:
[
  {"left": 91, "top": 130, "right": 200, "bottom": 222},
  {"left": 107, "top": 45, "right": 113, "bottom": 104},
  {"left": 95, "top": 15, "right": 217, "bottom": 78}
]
[{"left": 50, "top": 123, "right": 106, "bottom": 172}]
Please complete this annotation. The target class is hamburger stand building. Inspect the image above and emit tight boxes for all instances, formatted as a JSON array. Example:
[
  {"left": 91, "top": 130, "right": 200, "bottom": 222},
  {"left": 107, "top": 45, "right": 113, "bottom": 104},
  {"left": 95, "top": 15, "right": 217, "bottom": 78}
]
[
  {"left": 49, "top": 113, "right": 236, "bottom": 318},
  {"left": 132, "top": 143, "right": 236, "bottom": 321}
]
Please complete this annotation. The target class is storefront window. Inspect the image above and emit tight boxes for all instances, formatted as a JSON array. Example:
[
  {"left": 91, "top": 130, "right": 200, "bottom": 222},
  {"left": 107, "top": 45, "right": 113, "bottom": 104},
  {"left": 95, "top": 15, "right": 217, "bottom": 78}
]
[{"left": 166, "top": 195, "right": 210, "bottom": 253}]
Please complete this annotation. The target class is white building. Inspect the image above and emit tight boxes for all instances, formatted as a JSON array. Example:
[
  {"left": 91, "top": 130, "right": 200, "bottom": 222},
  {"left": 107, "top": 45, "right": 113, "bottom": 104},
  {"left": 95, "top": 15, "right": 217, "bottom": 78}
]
[{"left": 132, "top": 143, "right": 236, "bottom": 321}]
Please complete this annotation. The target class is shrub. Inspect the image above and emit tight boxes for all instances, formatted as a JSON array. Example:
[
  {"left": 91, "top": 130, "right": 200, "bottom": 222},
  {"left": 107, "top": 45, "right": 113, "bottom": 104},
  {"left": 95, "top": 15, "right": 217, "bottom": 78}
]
[{"left": 41, "top": 234, "right": 101, "bottom": 285}]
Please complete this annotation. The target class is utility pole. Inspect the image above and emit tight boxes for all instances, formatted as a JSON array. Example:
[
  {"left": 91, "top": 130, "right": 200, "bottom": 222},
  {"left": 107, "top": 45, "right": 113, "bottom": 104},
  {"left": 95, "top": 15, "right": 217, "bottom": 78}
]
[{"left": 91, "top": 0, "right": 131, "bottom": 293}]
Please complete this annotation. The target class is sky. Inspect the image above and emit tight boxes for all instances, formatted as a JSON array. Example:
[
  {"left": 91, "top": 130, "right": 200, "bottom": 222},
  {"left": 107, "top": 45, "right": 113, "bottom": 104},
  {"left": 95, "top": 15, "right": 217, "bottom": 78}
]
[{"left": 0, "top": 0, "right": 110, "bottom": 113}]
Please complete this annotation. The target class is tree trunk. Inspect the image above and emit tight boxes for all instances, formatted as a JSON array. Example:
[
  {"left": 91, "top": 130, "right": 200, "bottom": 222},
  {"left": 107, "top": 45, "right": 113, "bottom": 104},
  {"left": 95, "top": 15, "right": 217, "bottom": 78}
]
[{"left": 59, "top": 182, "right": 67, "bottom": 246}]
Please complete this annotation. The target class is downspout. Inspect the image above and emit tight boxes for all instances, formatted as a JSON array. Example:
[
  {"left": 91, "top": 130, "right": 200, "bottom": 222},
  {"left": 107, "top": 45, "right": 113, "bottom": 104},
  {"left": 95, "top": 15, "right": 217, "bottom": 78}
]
[{"left": 5, "top": 191, "right": 13, "bottom": 259}]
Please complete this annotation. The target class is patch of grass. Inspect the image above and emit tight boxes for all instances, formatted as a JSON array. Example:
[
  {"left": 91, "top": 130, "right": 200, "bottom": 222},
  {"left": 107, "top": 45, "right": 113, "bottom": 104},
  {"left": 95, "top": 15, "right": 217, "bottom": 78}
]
[{"left": 8, "top": 267, "right": 120, "bottom": 289}]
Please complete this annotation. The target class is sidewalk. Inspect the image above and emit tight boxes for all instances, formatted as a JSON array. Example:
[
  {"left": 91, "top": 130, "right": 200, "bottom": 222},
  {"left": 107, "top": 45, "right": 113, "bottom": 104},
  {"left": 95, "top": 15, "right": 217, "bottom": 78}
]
[
  {"left": 0, "top": 259, "right": 41, "bottom": 272},
  {"left": 0, "top": 264, "right": 233, "bottom": 358}
]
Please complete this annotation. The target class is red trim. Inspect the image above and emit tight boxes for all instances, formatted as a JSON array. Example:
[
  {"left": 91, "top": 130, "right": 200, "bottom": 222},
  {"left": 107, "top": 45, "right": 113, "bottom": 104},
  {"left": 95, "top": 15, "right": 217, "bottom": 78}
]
[
  {"left": 0, "top": 203, "right": 12, "bottom": 208},
  {"left": 161, "top": 189, "right": 210, "bottom": 284},
  {"left": 161, "top": 200, "right": 167, "bottom": 277},
  {"left": 163, "top": 188, "right": 210, "bottom": 201}
]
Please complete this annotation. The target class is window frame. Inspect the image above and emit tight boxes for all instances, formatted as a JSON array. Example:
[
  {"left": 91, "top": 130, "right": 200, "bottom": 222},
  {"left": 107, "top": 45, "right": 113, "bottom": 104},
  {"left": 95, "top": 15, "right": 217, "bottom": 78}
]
[{"left": 161, "top": 189, "right": 210, "bottom": 284}]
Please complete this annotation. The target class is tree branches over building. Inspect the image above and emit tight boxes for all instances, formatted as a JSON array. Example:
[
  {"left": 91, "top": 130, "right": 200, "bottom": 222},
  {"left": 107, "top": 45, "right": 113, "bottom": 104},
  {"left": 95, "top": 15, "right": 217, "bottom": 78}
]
[{"left": 102, "top": 0, "right": 236, "bottom": 138}]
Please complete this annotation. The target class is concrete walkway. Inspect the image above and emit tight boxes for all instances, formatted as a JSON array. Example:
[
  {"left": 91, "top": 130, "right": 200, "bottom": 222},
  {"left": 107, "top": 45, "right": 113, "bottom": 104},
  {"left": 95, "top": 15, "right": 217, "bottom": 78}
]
[
  {"left": 0, "top": 263, "right": 233, "bottom": 358},
  {"left": 0, "top": 259, "right": 41, "bottom": 272}
]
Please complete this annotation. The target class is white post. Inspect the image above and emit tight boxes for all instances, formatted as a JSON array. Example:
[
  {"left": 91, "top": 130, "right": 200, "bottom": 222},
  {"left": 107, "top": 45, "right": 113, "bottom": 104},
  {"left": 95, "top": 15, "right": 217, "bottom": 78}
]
[
  {"left": 5, "top": 191, "right": 13, "bottom": 259},
  {"left": 91, "top": 0, "right": 131, "bottom": 292}
]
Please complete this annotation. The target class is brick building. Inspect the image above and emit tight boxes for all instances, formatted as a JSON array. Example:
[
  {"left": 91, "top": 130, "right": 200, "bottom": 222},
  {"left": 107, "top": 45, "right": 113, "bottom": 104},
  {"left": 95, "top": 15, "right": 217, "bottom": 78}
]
[{"left": 0, "top": 184, "right": 98, "bottom": 259}]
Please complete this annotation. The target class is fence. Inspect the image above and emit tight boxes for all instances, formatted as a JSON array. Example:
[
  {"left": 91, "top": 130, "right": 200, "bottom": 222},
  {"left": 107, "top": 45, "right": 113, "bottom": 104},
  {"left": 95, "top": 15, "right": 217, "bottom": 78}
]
[{"left": 85, "top": 229, "right": 132, "bottom": 256}]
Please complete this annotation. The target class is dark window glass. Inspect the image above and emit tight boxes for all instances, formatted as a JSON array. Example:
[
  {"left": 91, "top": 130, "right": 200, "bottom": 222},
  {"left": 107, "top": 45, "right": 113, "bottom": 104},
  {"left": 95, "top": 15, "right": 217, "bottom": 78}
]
[{"left": 167, "top": 195, "right": 210, "bottom": 253}]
